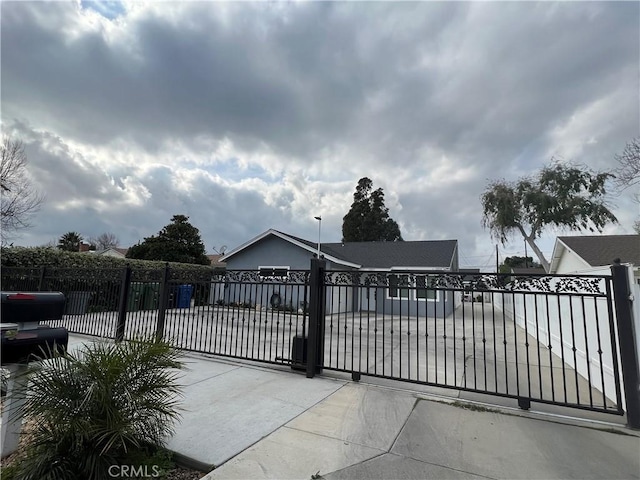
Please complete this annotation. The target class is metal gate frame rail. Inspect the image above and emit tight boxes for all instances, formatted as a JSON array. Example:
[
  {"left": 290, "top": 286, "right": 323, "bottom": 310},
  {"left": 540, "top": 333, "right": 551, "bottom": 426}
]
[{"left": 304, "top": 263, "right": 640, "bottom": 428}]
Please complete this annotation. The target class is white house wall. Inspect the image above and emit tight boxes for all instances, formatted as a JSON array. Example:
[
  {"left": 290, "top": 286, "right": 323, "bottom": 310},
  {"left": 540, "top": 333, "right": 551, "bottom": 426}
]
[
  {"left": 494, "top": 267, "right": 626, "bottom": 409},
  {"left": 554, "top": 247, "right": 591, "bottom": 274},
  {"left": 326, "top": 284, "right": 353, "bottom": 314},
  {"left": 208, "top": 282, "right": 225, "bottom": 305}
]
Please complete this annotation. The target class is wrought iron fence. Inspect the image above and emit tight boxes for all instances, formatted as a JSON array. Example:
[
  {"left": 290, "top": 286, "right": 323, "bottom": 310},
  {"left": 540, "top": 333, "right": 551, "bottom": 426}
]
[
  {"left": 317, "top": 267, "right": 625, "bottom": 415},
  {"left": 1, "top": 265, "right": 310, "bottom": 366},
  {"left": 2, "top": 261, "right": 639, "bottom": 426}
]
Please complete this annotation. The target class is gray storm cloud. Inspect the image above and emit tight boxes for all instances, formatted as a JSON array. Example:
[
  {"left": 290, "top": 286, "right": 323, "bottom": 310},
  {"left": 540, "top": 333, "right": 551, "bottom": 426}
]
[{"left": 1, "top": 1, "right": 637, "bottom": 265}]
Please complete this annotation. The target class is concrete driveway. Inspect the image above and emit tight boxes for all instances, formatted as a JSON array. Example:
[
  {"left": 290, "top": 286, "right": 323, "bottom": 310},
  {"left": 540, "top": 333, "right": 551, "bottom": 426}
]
[
  {"left": 58, "top": 300, "right": 617, "bottom": 414},
  {"left": 63, "top": 335, "right": 638, "bottom": 479}
]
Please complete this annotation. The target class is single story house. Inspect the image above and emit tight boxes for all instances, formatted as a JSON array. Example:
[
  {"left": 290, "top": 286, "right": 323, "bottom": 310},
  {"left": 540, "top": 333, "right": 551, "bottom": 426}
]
[
  {"left": 217, "top": 229, "right": 459, "bottom": 317},
  {"left": 97, "top": 247, "right": 129, "bottom": 258},
  {"left": 549, "top": 234, "right": 639, "bottom": 281},
  {"left": 80, "top": 247, "right": 128, "bottom": 257},
  {"left": 542, "top": 235, "right": 639, "bottom": 405},
  {"left": 510, "top": 267, "right": 546, "bottom": 275},
  {"left": 207, "top": 254, "right": 226, "bottom": 268}
]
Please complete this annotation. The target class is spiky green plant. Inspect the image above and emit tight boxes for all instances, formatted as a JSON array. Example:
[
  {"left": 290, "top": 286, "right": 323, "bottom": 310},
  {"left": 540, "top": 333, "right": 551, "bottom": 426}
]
[{"left": 8, "top": 338, "right": 184, "bottom": 480}]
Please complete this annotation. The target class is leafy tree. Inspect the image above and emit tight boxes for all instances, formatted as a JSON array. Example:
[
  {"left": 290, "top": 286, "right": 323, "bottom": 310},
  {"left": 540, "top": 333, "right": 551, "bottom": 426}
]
[
  {"left": 57, "top": 231, "right": 83, "bottom": 252},
  {"left": 498, "top": 256, "right": 542, "bottom": 274},
  {"left": 89, "top": 232, "right": 120, "bottom": 250},
  {"left": 127, "top": 214, "right": 209, "bottom": 265},
  {"left": 342, "top": 177, "right": 403, "bottom": 242},
  {"left": 1, "top": 137, "right": 44, "bottom": 243},
  {"left": 481, "top": 161, "right": 617, "bottom": 272}
]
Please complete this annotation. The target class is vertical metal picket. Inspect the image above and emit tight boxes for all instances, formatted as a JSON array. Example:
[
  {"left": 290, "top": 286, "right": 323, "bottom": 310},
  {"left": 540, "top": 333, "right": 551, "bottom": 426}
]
[
  {"left": 37, "top": 266, "right": 46, "bottom": 292},
  {"left": 155, "top": 263, "right": 170, "bottom": 342},
  {"left": 116, "top": 265, "right": 132, "bottom": 342}
]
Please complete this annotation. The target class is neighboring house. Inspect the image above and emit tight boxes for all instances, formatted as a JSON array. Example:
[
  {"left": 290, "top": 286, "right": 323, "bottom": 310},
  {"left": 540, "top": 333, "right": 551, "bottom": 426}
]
[
  {"left": 96, "top": 247, "right": 129, "bottom": 258},
  {"left": 549, "top": 235, "right": 640, "bottom": 281},
  {"left": 514, "top": 234, "right": 639, "bottom": 406},
  {"left": 219, "top": 229, "right": 459, "bottom": 316},
  {"left": 207, "top": 254, "right": 226, "bottom": 269},
  {"left": 510, "top": 267, "right": 546, "bottom": 275}
]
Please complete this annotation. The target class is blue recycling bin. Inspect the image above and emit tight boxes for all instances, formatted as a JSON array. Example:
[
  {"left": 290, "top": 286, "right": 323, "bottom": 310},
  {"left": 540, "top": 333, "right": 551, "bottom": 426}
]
[{"left": 177, "top": 285, "right": 193, "bottom": 309}]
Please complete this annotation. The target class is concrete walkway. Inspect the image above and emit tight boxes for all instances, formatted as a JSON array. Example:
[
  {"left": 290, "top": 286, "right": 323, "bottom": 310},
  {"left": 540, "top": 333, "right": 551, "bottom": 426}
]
[
  {"left": 66, "top": 335, "right": 640, "bottom": 479},
  {"left": 171, "top": 354, "right": 638, "bottom": 480}
]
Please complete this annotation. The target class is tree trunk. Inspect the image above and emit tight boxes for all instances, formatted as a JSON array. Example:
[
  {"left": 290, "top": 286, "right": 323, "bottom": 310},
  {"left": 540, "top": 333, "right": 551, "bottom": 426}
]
[{"left": 517, "top": 226, "right": 550, "bottom": 272}]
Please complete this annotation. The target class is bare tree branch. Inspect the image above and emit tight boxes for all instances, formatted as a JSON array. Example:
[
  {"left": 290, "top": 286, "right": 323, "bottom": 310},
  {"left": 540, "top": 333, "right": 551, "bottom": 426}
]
[
  {"left": 89, "top": 232, "right": 120, "bottom": 250},
  {"left": 1, "top": 136, "right": 44, "bottom": 243},
  {"left": 614, "top": 137, "right": 640, "bottom": 189}
]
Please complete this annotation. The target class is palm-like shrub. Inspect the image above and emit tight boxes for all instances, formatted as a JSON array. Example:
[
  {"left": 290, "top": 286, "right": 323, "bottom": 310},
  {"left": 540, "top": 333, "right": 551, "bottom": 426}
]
[
  {"left": 57, "top": 231, "right": 83, "bottom": 252},
  {"left": 8, "top": 339, "right": 184, "bottom": 480}
]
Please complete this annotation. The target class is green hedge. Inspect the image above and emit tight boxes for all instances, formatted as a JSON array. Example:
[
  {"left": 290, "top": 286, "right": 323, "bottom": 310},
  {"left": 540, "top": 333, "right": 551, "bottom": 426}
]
[{"left": 0, "top": 247, "right": 218, "bottom": 282}]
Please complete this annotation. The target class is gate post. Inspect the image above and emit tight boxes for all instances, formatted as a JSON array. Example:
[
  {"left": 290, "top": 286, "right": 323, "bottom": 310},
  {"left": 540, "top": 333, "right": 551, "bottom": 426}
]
[
  {"left": 306, "top": 258, "right": 326, "bottom": 378},
  {"left": 611, "top": 260, "right": 640, "bottom": 429},
  {"left": 155, "top": 263, "right": 170, "bottom": 342},
  {"left": 116, "top": 264, "right": 132, "bottom": 342},
  {"left": 37, "top": 266, "right": 46, "bottom": 292}
]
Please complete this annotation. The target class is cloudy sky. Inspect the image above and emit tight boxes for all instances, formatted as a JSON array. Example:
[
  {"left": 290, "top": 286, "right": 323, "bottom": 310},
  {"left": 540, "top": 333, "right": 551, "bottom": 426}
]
[{"left": 2, "top": 1, "right": 638, "bottom": 269}]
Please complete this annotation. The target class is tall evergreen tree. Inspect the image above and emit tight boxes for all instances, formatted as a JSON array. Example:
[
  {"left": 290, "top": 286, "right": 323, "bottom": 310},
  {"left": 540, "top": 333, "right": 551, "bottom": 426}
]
[
  {"left": 342, "top": 177, "right": 403, "bottom": 242},
  {"left": 127, "top": 214, "right": 209, "bottom": 265}
]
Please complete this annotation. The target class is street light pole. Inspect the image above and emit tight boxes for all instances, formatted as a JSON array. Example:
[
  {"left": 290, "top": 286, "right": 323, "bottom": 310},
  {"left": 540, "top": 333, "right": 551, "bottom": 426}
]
[{"left": 314, "top": 216, "right": 321, "bottom": 258}]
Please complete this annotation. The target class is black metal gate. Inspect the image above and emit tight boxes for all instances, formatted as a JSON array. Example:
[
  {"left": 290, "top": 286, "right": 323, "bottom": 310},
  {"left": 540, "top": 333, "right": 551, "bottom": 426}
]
[
  {"left": 305, "top": 259, "right": 639, "bottom": 423},
  {"left": 1, "top": 266, "right": 311, "bottom": 367},
  {"left": 3, "top": 260, "right": 638, "bottom": 427}
]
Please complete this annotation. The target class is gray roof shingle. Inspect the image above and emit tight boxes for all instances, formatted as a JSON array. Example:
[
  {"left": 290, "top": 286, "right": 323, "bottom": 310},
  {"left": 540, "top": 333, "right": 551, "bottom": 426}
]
[
  {"left": 559, "top": 235, "right": 640, "bottom": 267},
  {"left": 278, "top": 231, "right": 457, "bottom": 268},
  {"left": 322, "top": 241, "right": 457, "bottom": 268}
]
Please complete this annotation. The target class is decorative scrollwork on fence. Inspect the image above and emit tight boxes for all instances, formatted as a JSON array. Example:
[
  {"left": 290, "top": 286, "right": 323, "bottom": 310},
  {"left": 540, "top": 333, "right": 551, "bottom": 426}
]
[
  {"left": 325, "top": 271, "right": 362, "bottom": 286},
  {"left": 287, "top": 271, "right": 310, "bottom": 284},
  {"left": 221, "top": 270, "right": 309, "bottom": 285},
  {"left": 170, "top": 269, "right": 217, "bottom": 283},
  {"left": 322, "top": 270, "right": 609, "bottom": 295},
  {"left": 362, "top": 273, "right": 392, "bottom": 287},
  {"left": 424, "top": 274, "right": 465, "bottom": 289},
  {"left": 504, "top": 275, "right": 606, "bottom": 295}
]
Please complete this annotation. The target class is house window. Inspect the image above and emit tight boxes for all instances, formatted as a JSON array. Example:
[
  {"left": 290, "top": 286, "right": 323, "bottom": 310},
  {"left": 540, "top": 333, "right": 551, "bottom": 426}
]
[
  {"left": 388, "top": 274, "right": 411, "bottom": 299},
  {"left": 258, "top": 266, "right": 289, "bottom": 278},
  {"left": 415, "top": 275, "right": 437, "bottom": 301},
  {"left": 388, "top": 274, "right": 440, "bottom": 301}
]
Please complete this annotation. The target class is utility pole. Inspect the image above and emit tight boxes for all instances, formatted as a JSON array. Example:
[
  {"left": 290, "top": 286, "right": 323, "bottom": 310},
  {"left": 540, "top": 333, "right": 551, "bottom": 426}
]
[{"left": 495, "top": 244, "right": 499, "bottom": 273}]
